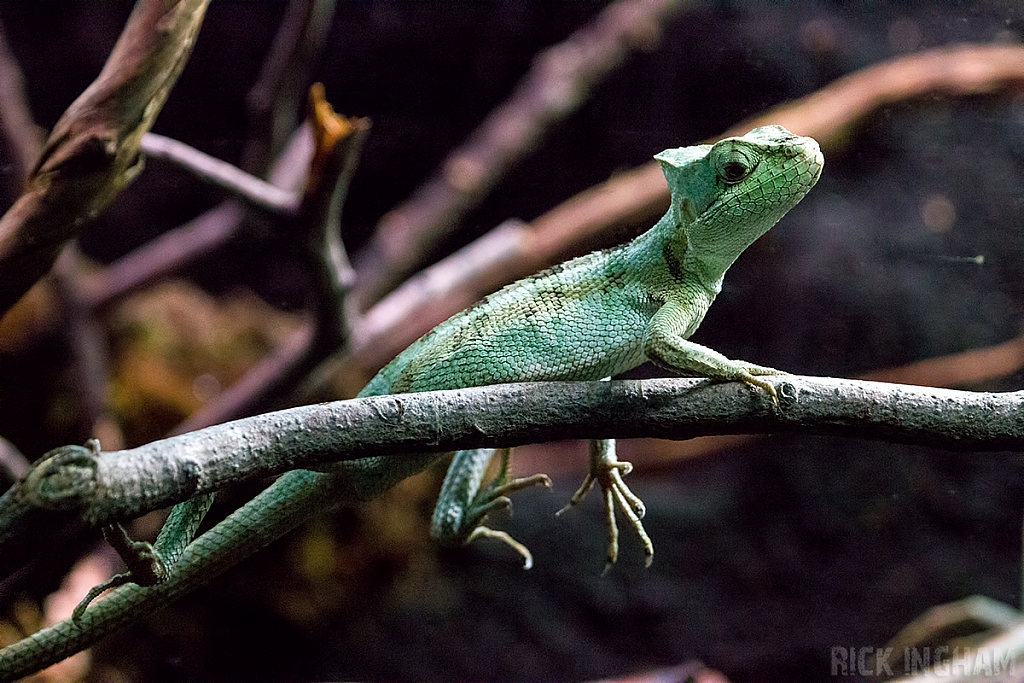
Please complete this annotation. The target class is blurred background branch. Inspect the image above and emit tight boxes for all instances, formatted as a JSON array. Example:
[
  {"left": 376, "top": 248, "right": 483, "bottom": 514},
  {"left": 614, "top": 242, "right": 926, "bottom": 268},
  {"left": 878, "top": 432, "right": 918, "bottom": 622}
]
[{"left": 351, "top": 0, "right": 684, "bottom": 310}]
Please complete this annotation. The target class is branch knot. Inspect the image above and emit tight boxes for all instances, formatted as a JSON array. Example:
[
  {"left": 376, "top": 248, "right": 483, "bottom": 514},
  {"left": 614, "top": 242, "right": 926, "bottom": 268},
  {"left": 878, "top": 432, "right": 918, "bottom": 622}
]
[{"left": 17, "top": 442, "right": 100, "bottom": 511}]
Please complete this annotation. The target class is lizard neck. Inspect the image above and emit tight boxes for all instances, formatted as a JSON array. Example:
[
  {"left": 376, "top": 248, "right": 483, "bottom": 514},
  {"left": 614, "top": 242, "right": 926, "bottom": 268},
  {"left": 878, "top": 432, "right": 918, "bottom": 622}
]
[{"left": 633, "top": 210, "right": 724, "bottom": 298}]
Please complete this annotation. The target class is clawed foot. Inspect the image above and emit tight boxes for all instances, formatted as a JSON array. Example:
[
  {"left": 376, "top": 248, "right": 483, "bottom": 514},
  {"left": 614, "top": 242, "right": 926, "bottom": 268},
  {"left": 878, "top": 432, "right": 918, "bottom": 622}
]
[
  {"left": 465, "top": 526, "right": 537, "bottom": 569},
  {"left": 735, "top": 363, "right": 789, "bottom": 407},
  {"left": 73, "top": 522, "right": 168, "bottom": 623},
  {"left": 431, "top": 448, "right": 551, "bottom": 568},
  {"left": 557, "top": 439, "right": 653, "bottom": 573},
  {"left": 469, "top": 463, "right": 552, "bottom": 569},
  {"left": 740, "top": 371, "right": 780, "bottom": 406}
]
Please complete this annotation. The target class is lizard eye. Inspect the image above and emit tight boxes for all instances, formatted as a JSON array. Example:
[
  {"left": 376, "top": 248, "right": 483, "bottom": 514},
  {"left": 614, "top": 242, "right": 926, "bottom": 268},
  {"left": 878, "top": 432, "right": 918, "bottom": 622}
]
[
  {"left": 712, "top": 143, "right": 757, "bottom": 185},
  {"left": 720, "top": 160, "right": 749, "bottom": 183}
]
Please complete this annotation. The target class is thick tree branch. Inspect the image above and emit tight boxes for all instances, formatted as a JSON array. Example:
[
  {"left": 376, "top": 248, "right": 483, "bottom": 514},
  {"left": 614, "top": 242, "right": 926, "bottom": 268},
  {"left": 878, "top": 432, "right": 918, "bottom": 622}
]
[
  {"left": 1, "top": 373, "right": 1022, "bottom": 679},
  {"left": 3, "top": 374, "right": 1023, "bottom": 546},
  {"left": 0, "top": 0, "right": 212, "bottom": 316}
]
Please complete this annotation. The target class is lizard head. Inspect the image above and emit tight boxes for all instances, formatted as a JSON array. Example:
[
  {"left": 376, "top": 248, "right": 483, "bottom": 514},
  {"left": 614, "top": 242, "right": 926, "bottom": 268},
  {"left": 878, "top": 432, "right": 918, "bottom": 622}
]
[{"left": 655, "top": 125, "right": 823, "bottom": 287}]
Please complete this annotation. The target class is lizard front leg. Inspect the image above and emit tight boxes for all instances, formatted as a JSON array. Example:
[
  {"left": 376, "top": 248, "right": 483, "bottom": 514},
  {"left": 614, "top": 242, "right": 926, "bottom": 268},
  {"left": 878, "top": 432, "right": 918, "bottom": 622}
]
[
  {"left": 644, "top": 297, "right": 788, "bottom": 404},
  {"left": 430, "top": 448, "right": 551, "bottom": 568},
  {"left": 555, "top": 379, "right": 653, "bottom": 572},
  {"left": 557, "top": 438, "right": 653, "bottom": 573},
  {"left": 556, "top": 297, "right": 787, "bottom": 572}
]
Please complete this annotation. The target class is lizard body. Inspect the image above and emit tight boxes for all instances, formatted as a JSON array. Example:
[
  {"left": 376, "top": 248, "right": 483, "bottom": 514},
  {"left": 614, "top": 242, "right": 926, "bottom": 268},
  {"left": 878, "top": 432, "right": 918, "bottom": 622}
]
[{"left": 0, "top": 125, "right": 822, "bottom": 679}]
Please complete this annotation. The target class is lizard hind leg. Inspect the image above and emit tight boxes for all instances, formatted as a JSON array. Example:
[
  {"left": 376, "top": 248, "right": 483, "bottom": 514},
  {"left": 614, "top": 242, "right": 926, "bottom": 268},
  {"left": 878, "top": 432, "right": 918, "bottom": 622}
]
[
  {"left": 430, "top": 447, "right": 551, "bottom": 569},
  {"left": 72, "top": 491, "right": 216, "bottom": 622}
]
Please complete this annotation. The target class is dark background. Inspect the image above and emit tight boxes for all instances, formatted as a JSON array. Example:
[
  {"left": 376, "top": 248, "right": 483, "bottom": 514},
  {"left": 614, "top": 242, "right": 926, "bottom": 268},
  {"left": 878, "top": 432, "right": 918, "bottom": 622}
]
[{"left": 3, "top": 2, "right": 1024, "bottom": 681}]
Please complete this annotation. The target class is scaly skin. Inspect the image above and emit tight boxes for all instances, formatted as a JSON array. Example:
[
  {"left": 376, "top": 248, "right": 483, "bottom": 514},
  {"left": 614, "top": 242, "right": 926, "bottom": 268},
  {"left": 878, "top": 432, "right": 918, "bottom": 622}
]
[{"left": 0, "top": 125, "right": 822, "bottom": 680}]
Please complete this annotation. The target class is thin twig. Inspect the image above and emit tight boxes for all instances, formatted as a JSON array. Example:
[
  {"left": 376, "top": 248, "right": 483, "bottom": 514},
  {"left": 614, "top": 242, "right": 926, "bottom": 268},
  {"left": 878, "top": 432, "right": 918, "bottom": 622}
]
[
  {"left": 174, "top": 87, "right": 369, "bottom": 431},
  {"left": 80, "top": 201, "right": 244, "bottom": 309},
  {"left": 351, "top": 0, "right": 684, "bottom": 310},
  {"left": 80, "top": 125, "right": 313, "bottom": 309},
  {"left": 79, "top": 0, "right": 336, "bottom": 310},
  {"left": 140, "top": 133, "right": 300, "bottom": 214}
]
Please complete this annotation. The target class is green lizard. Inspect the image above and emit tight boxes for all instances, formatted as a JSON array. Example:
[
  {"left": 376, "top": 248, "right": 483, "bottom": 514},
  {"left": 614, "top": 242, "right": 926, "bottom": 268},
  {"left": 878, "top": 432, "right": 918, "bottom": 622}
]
[{"left": 0, "top": 125, "right": 822, "bottom": 679}]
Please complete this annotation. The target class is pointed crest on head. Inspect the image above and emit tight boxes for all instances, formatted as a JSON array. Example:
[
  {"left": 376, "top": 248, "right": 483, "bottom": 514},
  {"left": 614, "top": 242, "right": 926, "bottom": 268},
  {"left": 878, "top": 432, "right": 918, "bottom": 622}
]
[{"left": 655, "top": 144, "right": 713, "bottom": 226}]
